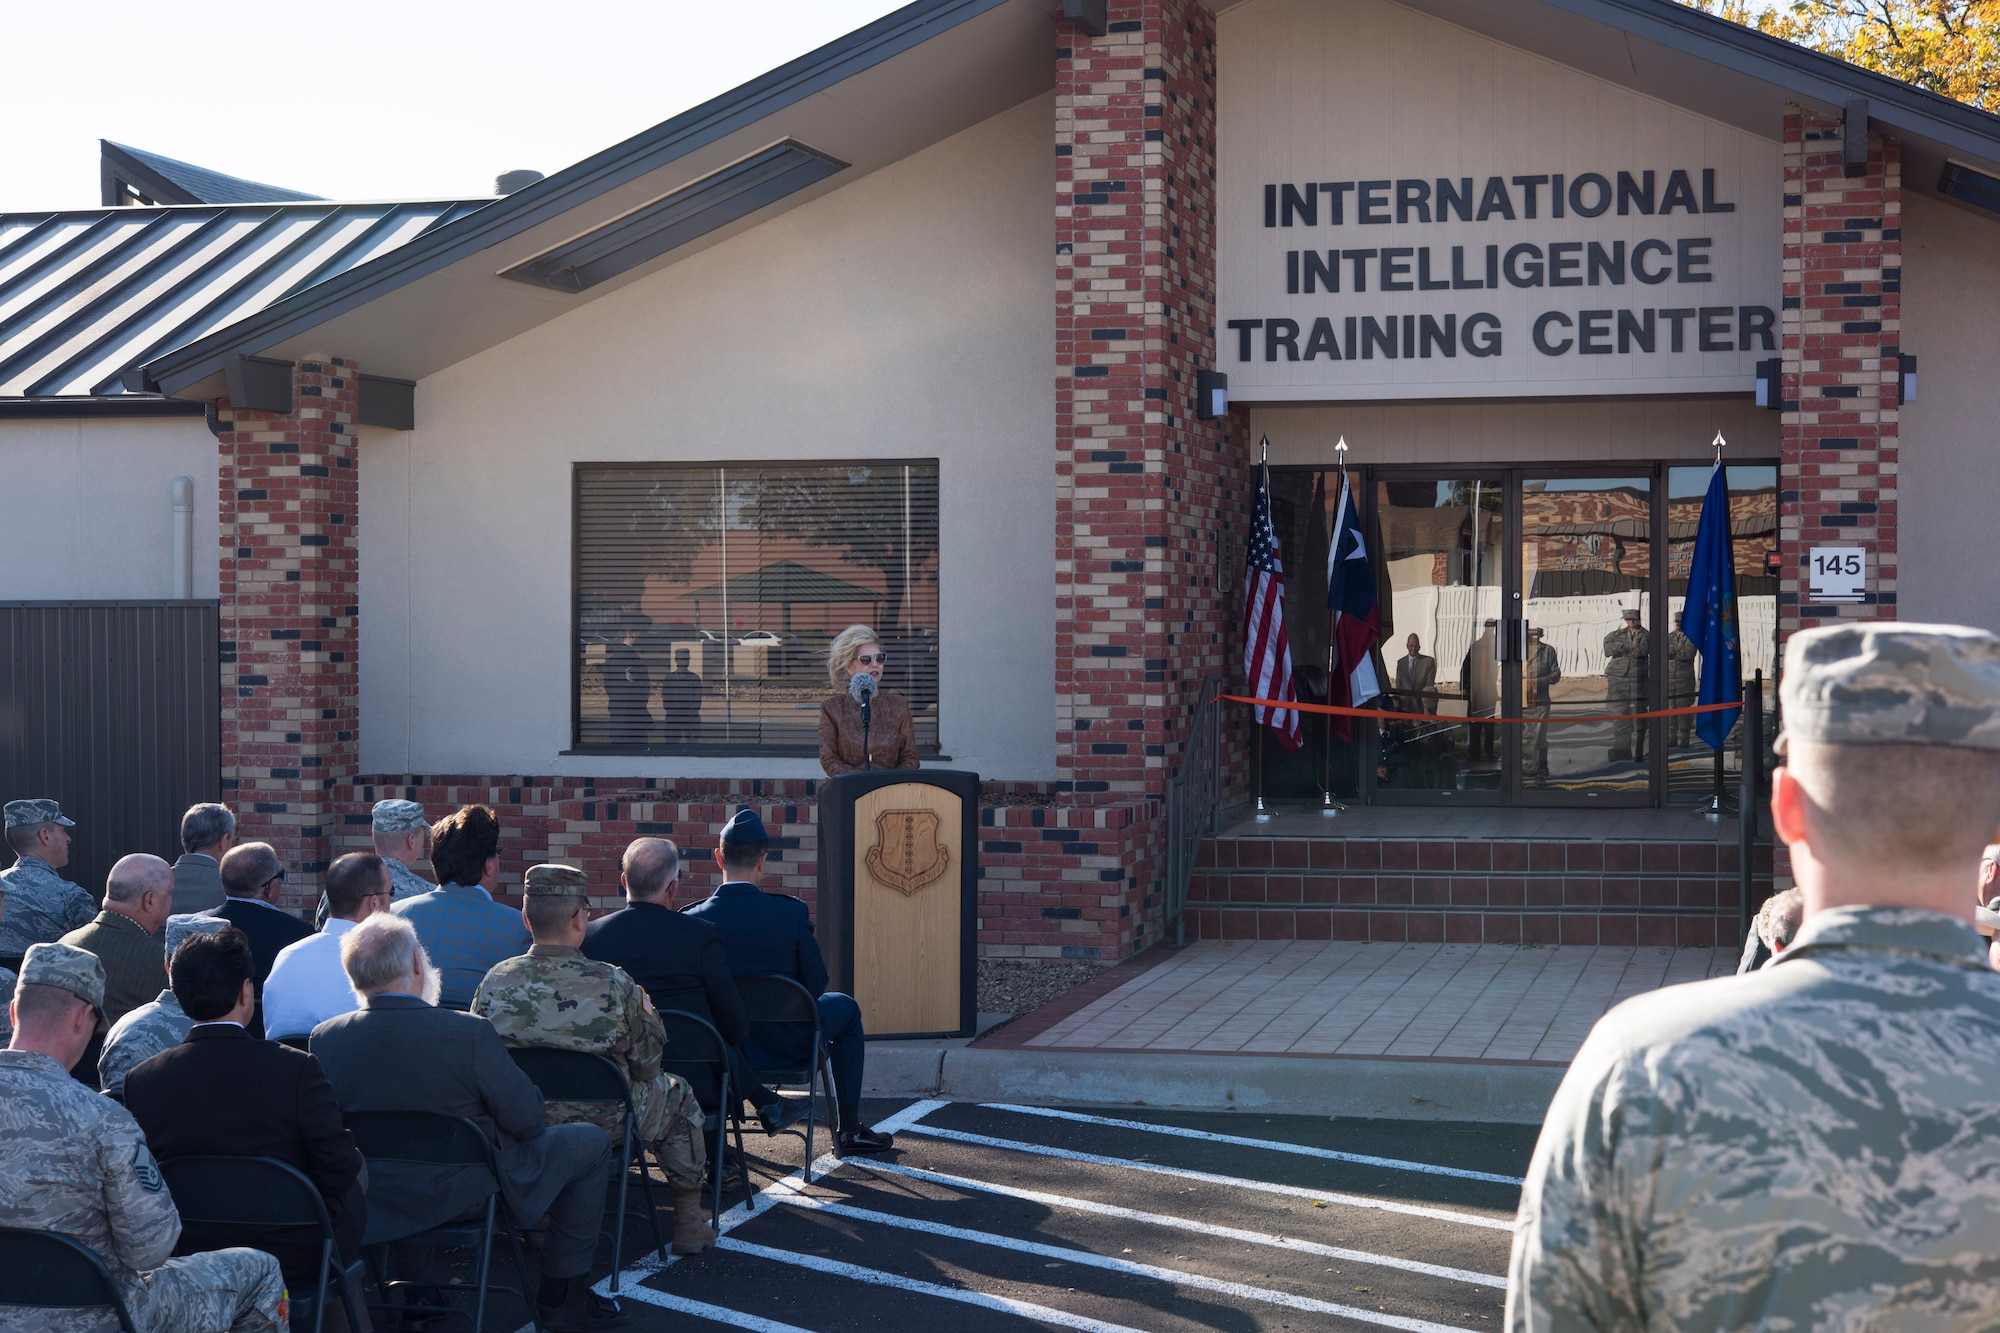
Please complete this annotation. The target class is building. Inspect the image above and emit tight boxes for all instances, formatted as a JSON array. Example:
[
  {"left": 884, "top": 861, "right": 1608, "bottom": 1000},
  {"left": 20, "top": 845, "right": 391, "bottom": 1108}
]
[{"left": 4, "top": 0, "right": 1998, "bottom": 957}]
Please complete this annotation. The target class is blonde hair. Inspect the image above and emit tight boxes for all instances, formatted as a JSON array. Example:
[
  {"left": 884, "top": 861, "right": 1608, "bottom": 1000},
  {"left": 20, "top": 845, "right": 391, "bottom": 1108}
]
[{"left": 828, "top": 624, "right": 881, "bottom": 688}]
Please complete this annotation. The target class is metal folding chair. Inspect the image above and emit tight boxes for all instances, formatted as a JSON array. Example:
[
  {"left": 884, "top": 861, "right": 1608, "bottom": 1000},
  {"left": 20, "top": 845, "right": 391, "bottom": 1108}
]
[
  {"left": 160, "top": 1155, "right": 364, "bottom": 1333},
  {"left": 344, "top": 1111, "right": 536, "bottom": 1333},
  {"left": 0, "top": 1228, "right": 139, "bottom": 1333},
  {"left": 507, "top": 1047, "right": 667, "bottom": 1291},
  {"left": 655, "top": 1009, "right": 753, "bottom": 1221},
  {"left": 736, "top": 974, "right": 835, "bottom": 1184}
]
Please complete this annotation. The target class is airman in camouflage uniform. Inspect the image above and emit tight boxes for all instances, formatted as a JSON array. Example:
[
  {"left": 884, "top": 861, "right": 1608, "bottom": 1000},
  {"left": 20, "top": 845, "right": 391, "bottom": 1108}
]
[
  {"left": 1664, "top": 628, "right": 1699, "bottom": 746},
  {"left": 96, "top": 915, "right": 231, "bottom": 1097},
  {"left": 1601, "top": 608, "right": 1650, "bottom": 762},
  {"left": 0, "top": 943, "right": 287, "bottom": 1333},
  {"left": 0, "top": 799, "right": 94, "bottom": 954},
  {"left": 0, "top": 872, "right": 17, "bottom": 1046},
  {"left": 1509, "top": 622, "right": 2000, "bottom": 1331},
  {"left": 316, "top": 798, "right": 435, "bottom": 927},
  {"left": 474, "top": 862, "right": 716, "bottom": 1255}
]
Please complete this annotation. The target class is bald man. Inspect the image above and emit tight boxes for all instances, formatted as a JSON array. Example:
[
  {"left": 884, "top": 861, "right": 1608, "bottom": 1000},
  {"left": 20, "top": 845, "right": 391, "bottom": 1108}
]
[{"left": 58, "top": 853, "right": 173, "bottom": 1027}]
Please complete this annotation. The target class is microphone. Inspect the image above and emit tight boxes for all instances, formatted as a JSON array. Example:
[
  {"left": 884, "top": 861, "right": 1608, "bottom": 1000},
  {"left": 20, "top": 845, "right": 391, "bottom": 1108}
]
[{"left": 849, "top": 672, "right": 876, "bottom": 769}]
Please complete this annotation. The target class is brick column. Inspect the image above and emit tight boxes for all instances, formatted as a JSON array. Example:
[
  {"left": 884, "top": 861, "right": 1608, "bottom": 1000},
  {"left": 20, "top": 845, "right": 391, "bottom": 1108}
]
[
  {"left": 216, "top": 356, "right": 361, "bottom": 909},
  {"left": 1035, "top": 0, "right": 1231, "bottom": 956},
  {"left": 1780, "top": 110, "right": 1901, "bottom": 636}
]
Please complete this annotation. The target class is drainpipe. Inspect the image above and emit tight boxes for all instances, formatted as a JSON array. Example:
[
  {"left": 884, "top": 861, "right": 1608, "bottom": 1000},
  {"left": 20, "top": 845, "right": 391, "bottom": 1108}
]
[{"left": 171, "top": 475, "right": 194, "bottom": 598}]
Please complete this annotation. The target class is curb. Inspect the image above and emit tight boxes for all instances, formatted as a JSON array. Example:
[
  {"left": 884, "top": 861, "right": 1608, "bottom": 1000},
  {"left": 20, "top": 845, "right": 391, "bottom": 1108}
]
[{"left": 863, "top": 1044, "right": 1564, "bottom": 1124}]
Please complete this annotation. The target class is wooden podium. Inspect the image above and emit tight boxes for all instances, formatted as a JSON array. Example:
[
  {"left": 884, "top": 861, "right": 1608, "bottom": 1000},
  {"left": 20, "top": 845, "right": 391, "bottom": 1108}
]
[{"left": 817, "top": 768, "right": 978, "bottom": 1039}]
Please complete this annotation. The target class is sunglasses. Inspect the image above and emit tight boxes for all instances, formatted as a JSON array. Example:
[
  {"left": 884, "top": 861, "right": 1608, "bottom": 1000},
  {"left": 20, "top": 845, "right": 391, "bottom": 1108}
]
[{"left": 856, "top": 653, "right": 886, "bottom": 665}]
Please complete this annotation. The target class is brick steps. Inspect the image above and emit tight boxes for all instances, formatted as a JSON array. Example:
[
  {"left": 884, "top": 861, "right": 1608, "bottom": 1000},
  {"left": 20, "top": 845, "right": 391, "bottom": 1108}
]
[{"left": 1187, "top": 834, "right": 1773, "bottom": 947}]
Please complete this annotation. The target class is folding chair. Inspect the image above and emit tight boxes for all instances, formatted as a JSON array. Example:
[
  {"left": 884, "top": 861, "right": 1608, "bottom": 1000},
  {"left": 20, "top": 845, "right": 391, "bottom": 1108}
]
[
  {"left": 160, "top": 1155, "right": 364, "bottom": 1333},
  {"left": 344, "top": 1111, "right": 535, "bottom": 1333},
  {"left": 736, "top": 974, "right": 835, "bottom": 1184},
  {"left": 0, "top": 953, "right": 23, "bottom": 977},
  {"left": 655, "top": 1009, "right": 753, "bottom": 1221},
  {"left": 0, "top": 1227, "right": 139, "bottom": 1333},
  {"left": 508, "top": 1047, "right": 667, "bottom": 1292}
]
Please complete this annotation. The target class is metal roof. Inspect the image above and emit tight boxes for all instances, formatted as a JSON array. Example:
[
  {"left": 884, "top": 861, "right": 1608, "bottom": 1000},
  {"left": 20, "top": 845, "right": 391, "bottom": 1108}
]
[
  {"left": 687, "top": 560, "right": 888, "bottom": 605},
  {"left": 100, "top": 141, "right": 323, "bottom": 206},
  {"left": 0, "top": 198, "right": 489, "bottom": 401}
]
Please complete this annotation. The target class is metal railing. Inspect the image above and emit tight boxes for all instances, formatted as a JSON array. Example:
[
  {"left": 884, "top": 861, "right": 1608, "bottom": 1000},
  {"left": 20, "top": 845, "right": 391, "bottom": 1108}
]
[{"left": 1165, "top": 676, "right": 1224, "bottom": 947}]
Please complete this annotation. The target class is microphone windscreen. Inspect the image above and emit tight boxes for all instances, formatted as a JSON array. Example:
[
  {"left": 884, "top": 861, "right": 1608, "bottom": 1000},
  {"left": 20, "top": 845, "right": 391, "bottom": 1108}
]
[{"left": 848, "top": 672, "right": 877, "bottom": 703}]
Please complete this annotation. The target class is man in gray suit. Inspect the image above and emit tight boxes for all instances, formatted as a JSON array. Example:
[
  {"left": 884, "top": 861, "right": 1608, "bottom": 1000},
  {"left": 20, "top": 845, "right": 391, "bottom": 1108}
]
[
  {"left": 171, "top": 802, "right": 236, "bottom": 913},
  {"left": 310, "top": 913, "right": 619, "bottom": 1331},
  {"left": 1395, "top": 633, "right": 1439, "bottom": 715}
]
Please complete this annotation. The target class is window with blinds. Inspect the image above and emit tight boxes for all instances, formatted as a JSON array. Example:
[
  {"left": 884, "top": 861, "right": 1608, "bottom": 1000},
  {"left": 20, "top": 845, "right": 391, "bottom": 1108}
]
[{"left": 574, "top": 461, "right": 941, "bottom": 755}]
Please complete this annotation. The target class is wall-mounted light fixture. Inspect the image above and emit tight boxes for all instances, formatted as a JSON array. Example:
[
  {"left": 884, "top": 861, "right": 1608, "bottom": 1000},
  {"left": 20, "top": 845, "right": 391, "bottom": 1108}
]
[
  {"left": 1195, "top": 369, "right": 1228, "bottom": 419},
  {"left": 1063, "top": 0, "right": 1109, "bottom": 37},
  {"left": 1898, "top": 353, "right": 1917, "bottom": 405},
  {"left": 1754, "top": 357, "right": 1782, "bottom": 411}
]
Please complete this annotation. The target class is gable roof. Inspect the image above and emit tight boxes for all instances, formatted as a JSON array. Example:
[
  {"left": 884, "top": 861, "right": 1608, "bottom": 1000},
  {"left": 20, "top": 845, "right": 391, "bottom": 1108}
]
[
  {"left": 100, "top": 141, "right": 322, "bottom": 207},
  {"left": 0, "top": 199, "right": 488, "bottom": 402}
]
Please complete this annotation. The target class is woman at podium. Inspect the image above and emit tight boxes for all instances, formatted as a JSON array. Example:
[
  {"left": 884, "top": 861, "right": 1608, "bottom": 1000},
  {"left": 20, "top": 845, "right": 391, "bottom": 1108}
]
[{"left": 818, "top": 623, "right": 920, "bottom": 776}]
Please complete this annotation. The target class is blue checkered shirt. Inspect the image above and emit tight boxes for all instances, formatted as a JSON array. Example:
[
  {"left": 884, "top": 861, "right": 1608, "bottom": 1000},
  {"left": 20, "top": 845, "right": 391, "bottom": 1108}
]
[{"left": 390, "top": 883, "right": 530, "bottom": 1009}]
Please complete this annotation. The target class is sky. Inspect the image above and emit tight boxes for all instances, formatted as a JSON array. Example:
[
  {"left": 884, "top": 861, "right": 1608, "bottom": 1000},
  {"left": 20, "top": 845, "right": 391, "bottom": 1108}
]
[{"left": 1, "top": 0, "right": 912, "bottom": 213}]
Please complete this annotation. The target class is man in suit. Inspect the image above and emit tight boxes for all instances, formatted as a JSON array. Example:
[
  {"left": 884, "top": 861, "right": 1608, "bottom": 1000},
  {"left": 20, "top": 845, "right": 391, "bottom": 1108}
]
[
  {"left": 582, "top": 836, "right": 800, "bottom": 1135},
  {"left": 684, "top": 809, "right": 895, "bottom": 1157},
  {"left": 124, "top": 926, "right": 366, "bottom": 1292},
  {"left": 311, "top": 914, "right": 619, "bottom": 1331},
  {"left": 58, "top": 853, "right": 173, "bottom": 1027},
  {"left": 202, "top": 842, "right": 313, "bottom": 1038},
  {"left": 1395, "top": 633, "right": 1439, "bottom": 715},
  {"left": 171, "top": 802, "right": 236, "bottom": 914},
  {"left": 392, "top": 804, "right": 530, "bottom": 1010}
]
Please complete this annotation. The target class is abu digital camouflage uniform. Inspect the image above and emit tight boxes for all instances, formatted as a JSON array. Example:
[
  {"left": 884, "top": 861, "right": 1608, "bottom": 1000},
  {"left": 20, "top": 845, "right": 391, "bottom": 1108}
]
[
  {"left": 386, "top": 856, "right": 434, "bottom": 902},
  {"left": 474, "top": 942, "right": 707, "bottom": 1189},
  {"left": 0, "top": 856, "right": 96, "bottom": 955},
  {"left": 96, "top": 990, "right": 193, "bottom": 1098},
  {"left": 0, "top": 941, "right": 286, "bottom": 1333},
  {"left": 1664, "top": 629, "right": 1699, "bottom": 746},
  {"left": 1510, "top": 622, "right": 2000, "bottom": 1332},
  {"left": 1601, "top": 613, "right": 1650, "bottom": 762},
  {"left": 0, "top": 964, "right": 15, "bottom": 1046}
]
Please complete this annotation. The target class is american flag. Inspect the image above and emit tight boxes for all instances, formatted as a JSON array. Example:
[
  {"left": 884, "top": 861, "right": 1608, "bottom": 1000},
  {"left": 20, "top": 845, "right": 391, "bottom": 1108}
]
[{"left": 1243, "top": 458, "right": 1304, "bottom": 750}]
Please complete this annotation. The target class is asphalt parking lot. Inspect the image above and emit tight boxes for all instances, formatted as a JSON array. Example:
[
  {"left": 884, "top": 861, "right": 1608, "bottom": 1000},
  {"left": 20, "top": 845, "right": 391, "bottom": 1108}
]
[{"left": 567, "top": 1097, "right": 1538, "bottom": 1333}]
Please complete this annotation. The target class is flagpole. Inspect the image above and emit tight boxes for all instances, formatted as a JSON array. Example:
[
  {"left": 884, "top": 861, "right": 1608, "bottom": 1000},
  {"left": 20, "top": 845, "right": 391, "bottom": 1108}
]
[
  {"left": 1703, "top": 431, "right": 1729, "bottom": 820},
  {"left": 1325, "top": 436, "right": 1354, "bottom": 817},
  {"left": 1257, "top": 438, "right": 1270, "bottom": 822}
]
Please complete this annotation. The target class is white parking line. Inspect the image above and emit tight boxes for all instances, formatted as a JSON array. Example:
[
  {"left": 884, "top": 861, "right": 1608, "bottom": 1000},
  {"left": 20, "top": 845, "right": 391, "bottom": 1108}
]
[
  {"left": 848, "top": 1157, "right": 1508, "bottom": 1288},
  {"left": 763, "top": 1184, "right": 1483, "bottom": 1332},
  {"left": 716, "top": 1236, "right": 1160, "bottom": 1333},
  {"left": 901, "top": 1123, "right": 1514, "bottom": 1231},
  {"left": 611, "top": 1285, "right": 820, "bottom": 1332},
  {"left": 980, "top": 1103, "right": 1528, "bottom": 1186}
]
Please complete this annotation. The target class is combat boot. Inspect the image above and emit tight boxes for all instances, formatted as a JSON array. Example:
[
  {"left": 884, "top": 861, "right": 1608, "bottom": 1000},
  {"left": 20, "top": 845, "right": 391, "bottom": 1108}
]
[{"left": 671, "top": 1187, "right": 718, "bottom": 1254}]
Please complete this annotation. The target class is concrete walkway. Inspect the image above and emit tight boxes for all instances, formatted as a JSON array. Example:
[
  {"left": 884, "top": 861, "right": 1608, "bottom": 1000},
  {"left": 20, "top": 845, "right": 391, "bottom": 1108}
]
[{"left": 865, "top": 941, "right": 1736, "bottom": 1123}]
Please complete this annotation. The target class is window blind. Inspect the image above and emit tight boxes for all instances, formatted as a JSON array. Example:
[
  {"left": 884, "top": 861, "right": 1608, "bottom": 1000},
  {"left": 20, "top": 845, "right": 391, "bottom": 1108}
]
[{"left": 575, "top": 461, "right": 940, "bottom": 754}]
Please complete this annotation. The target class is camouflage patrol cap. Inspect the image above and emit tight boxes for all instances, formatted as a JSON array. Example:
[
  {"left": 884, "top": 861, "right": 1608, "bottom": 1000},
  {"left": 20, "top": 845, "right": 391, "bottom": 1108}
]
[
  {"left": 166, "top": 912, "right": 231, "bottom": 957},
  {"left": 523, "top": 863, "right": 589, "bottom": 896},
  {"left": 20, "top": 941, "right": 107, "bottom": 1028},
  {"left": 1776, "top": 622, "right": 2000, "bottom": 755},
  {"left": 4, "top": 798, "right": 75, "bottom": 830},
  {"left": 371, "top": 799, "right": 428, "bottom": 834},
  {"left": 1621, "top": 608, "right": 1642, "bottom": 621}
]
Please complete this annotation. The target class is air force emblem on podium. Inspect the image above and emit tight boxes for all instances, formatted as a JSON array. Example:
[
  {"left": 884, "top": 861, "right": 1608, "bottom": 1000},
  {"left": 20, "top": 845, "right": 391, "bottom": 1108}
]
[{"left": 866, "top": 808, "right": 951, "bottom": 895}]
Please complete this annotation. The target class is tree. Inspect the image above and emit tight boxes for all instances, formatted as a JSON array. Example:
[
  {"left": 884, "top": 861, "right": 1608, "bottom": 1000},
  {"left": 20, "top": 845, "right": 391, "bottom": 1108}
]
[{"left": 1682, "top": 0, "right": 2000, "bottom": 110}]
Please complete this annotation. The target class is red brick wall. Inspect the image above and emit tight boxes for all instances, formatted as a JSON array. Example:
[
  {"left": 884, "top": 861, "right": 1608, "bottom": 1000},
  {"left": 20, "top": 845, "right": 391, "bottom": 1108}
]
[
  {"left": 216, "top": 356, "right": 362, "bottom": 902},
  {"left": 1049, "top": 0, "right": 1233, "bottom": 956},
  {"left": 1780, "top": 110, "right": 1900, "bottom": 636}
]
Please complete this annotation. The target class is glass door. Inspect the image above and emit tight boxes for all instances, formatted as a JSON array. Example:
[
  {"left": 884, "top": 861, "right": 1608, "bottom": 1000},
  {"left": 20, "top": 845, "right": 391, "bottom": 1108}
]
[
  {"left": 1512, "top": 474, "right": 1656, "bottom": 804},
  {"left": 1371, "top": 475, "right": 1505, "bottom": 803}
]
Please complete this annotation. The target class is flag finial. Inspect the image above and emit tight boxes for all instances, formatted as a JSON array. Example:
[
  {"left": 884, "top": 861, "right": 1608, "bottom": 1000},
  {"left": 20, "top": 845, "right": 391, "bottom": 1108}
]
[
  {"left": 1712, "top": 430, "right": 1727, "bottom": 462},
  {"left": 1260, "top": 434, "right": 1268, "bottom": 464}
]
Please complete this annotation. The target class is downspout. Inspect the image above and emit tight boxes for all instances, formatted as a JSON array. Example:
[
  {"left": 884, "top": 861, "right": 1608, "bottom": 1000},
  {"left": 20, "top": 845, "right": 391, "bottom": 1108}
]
[{"left": 171, "top": 474, "right": 195, "bottom": 598}]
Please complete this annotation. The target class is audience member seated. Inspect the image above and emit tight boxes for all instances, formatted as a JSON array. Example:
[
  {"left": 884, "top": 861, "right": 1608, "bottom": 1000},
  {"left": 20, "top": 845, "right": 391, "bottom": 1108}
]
[
  {"left": 125, "top": 927, "right": 367, "bottom": 1297},
  {"left": 0, "top": 942, "right": 287, "bottom": 1332},
  {"left": 582, "top": 836, "right": 800, "bottom": 1136},
  {"left": 0, "top": 797, "right": 92, "bottom": 954},
  {"left": 373, "top": 799, "right": 439, "bottom": 903},
  {"left": 1738, "top": 886, "right": 1807, "bottom": 973},
  {"left": 172, "top": 802, "right": 237, "bottom": 914},
  {"left": 266, "top": 852, "right": 391, "bottom": 1040},
  {"left": 475, "top": 864, "right": 717, "bottom": 1255},
  {"left": 59, "top": 853, "right": 174, "bottom": 1028},
  {"left": 391, "top": 804, "right": 530, "bottom": 1010},
  {"left": 99, "top": 914, "right": 232, "bottom": 1097},
  {"left": 311, "top": 914, "right": 620, "bottom": 1331},
  {"left": 0, "top": 873, "right": 18, "bottom": 1048},
  {"left": 202, "top": 842, "right": 314, "bottom": 1037},
  {"left": 686, "top": 809, "right": 895, "bottom": 1156}
]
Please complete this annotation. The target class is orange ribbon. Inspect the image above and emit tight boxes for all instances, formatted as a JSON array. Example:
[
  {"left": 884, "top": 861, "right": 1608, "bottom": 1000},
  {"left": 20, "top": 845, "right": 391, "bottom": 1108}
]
[{"left": 1223, "top": 695, "right": 1743, "bottom": 725}]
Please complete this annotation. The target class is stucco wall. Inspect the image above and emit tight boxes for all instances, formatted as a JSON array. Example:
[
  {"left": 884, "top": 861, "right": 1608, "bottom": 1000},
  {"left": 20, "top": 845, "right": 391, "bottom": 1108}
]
[
  {"left": 360, "top": 93, "right": 1057, "bottom": 780},
  {"left": 0, "top": 414, "right": 219, "bottom": 600},
  {"left": 1896, "top": 190, "right": 2000, "bottom": 632}
]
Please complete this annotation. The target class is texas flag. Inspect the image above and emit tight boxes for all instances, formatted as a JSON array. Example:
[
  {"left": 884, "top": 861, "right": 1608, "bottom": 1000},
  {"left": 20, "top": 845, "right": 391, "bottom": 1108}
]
[{"left": 1326, "top": 472, "right": 1383, "bottom": 737}]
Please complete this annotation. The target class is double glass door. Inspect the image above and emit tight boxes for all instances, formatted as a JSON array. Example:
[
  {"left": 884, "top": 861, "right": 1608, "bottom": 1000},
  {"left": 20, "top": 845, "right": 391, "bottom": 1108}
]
[{"left": 1375, "top": 469, "right": 1657, "bottom": 805}]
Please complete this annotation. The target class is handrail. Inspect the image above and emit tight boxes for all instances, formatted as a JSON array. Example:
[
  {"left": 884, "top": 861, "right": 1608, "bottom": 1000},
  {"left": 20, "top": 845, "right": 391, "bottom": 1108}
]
[{"left": 1165, "top": 676, "right": 1223, "bottom": 948}]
